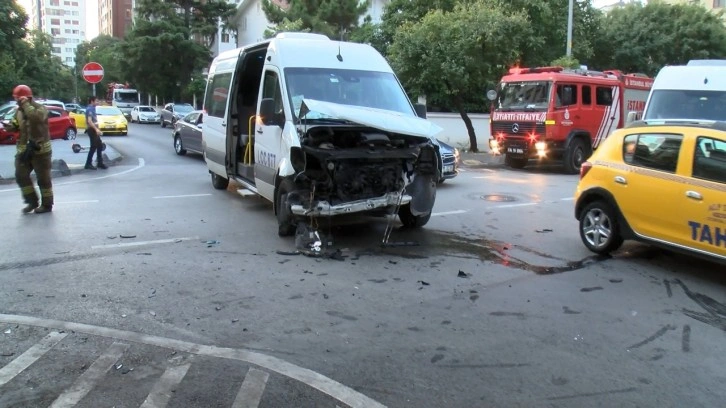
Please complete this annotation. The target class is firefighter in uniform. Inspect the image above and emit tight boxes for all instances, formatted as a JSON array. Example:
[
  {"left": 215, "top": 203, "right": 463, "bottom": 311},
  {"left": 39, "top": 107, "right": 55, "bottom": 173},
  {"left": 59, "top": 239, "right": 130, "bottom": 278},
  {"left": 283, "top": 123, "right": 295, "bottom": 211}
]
[{"left": 10, "top": 85, "right": 54, "bottom": 214}]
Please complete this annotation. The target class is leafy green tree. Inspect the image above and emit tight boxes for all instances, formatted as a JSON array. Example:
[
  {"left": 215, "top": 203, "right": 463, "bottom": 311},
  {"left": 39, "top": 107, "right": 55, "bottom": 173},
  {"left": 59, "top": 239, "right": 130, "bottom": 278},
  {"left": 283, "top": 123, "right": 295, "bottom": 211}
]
[
  {"left": 591, "top": 2, "right": 726, "bottom": 75},
  {"left": 119, "top": 20, "right": 209, "bottom": 102},
  {"left": 389, "top": 0, "right": 532, "bottom": 152},
  {"left": 134, "top": 0, "right": 237, "bottom": 47},
  {"left": 370, "top": 0, "right": 459, "bottom": 55},
  {"left": 0, "top": 0, "right": 28, "bottom": 98},
  {"left": 118, "top": 0, "right": 235, "bottom": 102},
  {"left": 262, "top": 0, "right": 370, "bottom": 40},
  {"left": 551, "top": 55, "right": 581, "bottom": 69},
  {"left": 263, "top": 17, "right": 308, "bottom": 39}
]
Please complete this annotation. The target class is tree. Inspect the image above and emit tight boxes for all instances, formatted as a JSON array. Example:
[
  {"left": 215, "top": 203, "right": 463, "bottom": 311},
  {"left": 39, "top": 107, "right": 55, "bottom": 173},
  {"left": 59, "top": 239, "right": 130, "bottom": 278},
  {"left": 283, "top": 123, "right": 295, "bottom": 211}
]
[
  {"left": 119, "top": 20, "right": 210, "bottom": 102},
  {"left": 134, "top": 0, "right": 237, "bottom": 48},
  {"left": 371, "top": 0, "right": 460, "bottom": 55},
  {"left": 591, "top": 2, "right": 726, "bottom": 76},
  {"left": 118, "top": 0, "right": 235, "bottom": 102},
  {"left": 0, "top": 0, "right": 28, "bottom": 98},
  {"left": 388, "top": 1, "right": 533, "bottom": 152},
  {"left": 261, "top": 0, "right": 370, "bottom": 40}
]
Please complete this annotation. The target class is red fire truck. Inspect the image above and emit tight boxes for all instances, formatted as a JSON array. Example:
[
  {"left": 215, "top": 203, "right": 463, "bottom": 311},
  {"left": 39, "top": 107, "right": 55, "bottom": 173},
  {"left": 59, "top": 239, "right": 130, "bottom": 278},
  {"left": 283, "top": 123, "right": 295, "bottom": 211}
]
[{"left": 487, "top": 66, "right": 654, "bottom": 173}]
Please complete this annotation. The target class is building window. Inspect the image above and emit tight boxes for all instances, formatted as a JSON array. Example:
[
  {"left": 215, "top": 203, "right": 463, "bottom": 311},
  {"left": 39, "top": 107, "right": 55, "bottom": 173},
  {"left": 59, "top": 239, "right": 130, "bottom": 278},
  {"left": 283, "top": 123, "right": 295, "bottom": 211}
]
[
  {"left": 49, "top": 0, "right": 60, "bottom": 5},
  {"left": 715, "top": 0, "right": 725, "bottom": 8},
  {"left": 52, "top": 47, "right": 61, "bottom": 53},
  {"left": 52, "top": 28, "right": 61, "bottom": 35},
  {"left": 51, "top": 18, "right": 60, "bottom": 25},
  {"left": 222, "top": 32, "right": 230, "bottom": 43},
  {"left": 72, "top": 1, "right": 78, "bottom": 5},
  {"left": 64, "top": 19, "right": 71, "bottom": 24},
  {"left": 66, "top": 57, "right": 74, "bottom": 62},
  {"left": 241, "top": 17, "right": 247, "bottom": 31}
]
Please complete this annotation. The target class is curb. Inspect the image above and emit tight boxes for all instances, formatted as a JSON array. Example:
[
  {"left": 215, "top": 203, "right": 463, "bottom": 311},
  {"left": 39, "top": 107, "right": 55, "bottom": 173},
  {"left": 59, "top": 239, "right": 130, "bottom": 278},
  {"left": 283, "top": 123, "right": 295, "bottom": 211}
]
[{"left": 0, "top": 150, "right": 124, "bottom": 185}]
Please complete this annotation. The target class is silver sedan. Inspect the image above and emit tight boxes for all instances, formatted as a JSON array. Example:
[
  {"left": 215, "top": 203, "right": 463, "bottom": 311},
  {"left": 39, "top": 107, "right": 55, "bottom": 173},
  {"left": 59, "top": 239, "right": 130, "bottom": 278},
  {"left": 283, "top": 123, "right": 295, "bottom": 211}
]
[{"left": 173, "top": 110, "right": 204, "bottom": 155}]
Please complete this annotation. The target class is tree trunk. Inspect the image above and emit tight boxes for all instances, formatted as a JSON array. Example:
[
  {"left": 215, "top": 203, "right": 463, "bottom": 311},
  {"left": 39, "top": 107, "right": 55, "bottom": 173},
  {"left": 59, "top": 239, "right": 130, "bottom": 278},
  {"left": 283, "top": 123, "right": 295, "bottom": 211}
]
[{"left": 454, "top": 97, "right": 478, "bottom": 152}]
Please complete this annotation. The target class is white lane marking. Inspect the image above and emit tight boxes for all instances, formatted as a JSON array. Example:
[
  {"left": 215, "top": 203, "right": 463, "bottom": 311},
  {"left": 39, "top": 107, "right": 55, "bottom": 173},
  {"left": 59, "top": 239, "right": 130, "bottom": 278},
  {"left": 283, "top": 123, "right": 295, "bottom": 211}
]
[
  {"left": 472, "top": 176, "right": 529, "bottom": 183},
  {"left": 431, "top": 210, "right": 468, "bottom": 217},
  {"left": 491, "top": 202, "right": 539, "bottom": 209},
  {"left": 54, "top": 200, "right": 100, "bottom": 204},
  {"left": 0, "top": 314, "right": 386, "bottom": 408},
  {"left": 0, "top": 331, "right": 68, "bottom": 387},
  {"left": 560, "top": 197, "right": 574, "bottom": 201},
  {"left": 0, "top": 158, "right": 146, "bottom": 193},
  {"left": 49, "top": 342, "right": 129, "bottom": 408},
  {"left": 140, "top": 364, "right": 192, "bottom": 408},
  {"left": 91, "top": 236, "right": 199, "bottom": 250},
  {"left": 232, "top": 367, "right": 270, "bottom": 408},
  {"left": 152, "top": 193, "right": 212, "bottom": 199}
]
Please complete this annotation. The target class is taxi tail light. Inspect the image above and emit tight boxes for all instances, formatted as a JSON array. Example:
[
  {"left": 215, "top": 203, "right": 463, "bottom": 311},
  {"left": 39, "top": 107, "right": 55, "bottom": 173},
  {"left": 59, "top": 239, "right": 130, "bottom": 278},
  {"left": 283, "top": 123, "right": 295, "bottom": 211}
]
[{"left": 580, "top": 161, "right": 593, "bottom": 180}]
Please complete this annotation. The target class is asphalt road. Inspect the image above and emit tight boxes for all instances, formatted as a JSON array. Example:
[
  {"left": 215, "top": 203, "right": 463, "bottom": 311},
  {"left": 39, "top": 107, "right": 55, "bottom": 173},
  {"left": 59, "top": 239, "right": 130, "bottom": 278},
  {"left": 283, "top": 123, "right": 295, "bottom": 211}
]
[{"left": 1, "top": 122, "right": 725, "bottom": 407}]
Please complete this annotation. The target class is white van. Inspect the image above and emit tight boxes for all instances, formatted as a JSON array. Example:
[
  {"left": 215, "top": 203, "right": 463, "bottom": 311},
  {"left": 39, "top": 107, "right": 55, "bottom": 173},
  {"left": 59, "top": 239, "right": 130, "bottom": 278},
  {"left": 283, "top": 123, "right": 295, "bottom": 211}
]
[
  {"left": 643, "top": 60, "right": 726, "bottom": 122},
  {"left": 202, "top": 33, "right": 442, "bottom": 236}
]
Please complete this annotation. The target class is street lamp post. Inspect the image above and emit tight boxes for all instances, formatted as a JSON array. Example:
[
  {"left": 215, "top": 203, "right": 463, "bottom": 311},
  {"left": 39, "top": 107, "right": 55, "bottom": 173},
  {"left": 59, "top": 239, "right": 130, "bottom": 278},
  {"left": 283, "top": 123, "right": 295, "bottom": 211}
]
[{"left": 566, "top": 0, "right": 574, "bottom": 57}]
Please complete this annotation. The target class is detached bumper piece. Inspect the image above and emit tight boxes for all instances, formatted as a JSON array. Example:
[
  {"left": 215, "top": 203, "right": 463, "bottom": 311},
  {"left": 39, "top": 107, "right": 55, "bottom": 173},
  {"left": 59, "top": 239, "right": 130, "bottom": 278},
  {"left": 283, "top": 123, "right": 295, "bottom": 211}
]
[{"left": 291, "top": 193, "right": 412, "bottom": 216}]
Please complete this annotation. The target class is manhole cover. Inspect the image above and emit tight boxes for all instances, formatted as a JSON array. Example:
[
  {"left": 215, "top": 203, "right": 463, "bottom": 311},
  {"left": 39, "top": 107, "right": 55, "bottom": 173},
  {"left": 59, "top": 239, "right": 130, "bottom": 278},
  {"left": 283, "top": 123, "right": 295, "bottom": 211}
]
[{"left": 481, "top": 194, "right": 517, "bottom": 202}]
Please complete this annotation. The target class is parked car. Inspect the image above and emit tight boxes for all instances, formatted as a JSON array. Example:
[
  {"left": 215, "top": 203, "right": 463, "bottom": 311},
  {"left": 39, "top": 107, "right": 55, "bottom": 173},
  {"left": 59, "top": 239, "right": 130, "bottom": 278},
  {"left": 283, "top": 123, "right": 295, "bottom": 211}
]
[
  {"left": 437, "top": 140, "right": 460, "bottom": 183},
  {"left": 96, "top": 106, "right": 128, "bottom": 135},
  {"left": 131, "top": 105, "right": 161, "bottom": 124},
  {"left": 173, "top": 110, "right": 204, "bottom": 155},
  {"left": 65, "top": 103, "right": 83, "bottom": 112},
  {"left": 37, "top": 99, "right": 66, "bottom": 111},
  {"left": 0, "top": 106, "right": 77, "bottom": 144},
  {"left": 160, "top": 103, "right": 194, "bottom": 128},
  {"left": 575, "top": 120, "right": 726, "bottom": 264}
]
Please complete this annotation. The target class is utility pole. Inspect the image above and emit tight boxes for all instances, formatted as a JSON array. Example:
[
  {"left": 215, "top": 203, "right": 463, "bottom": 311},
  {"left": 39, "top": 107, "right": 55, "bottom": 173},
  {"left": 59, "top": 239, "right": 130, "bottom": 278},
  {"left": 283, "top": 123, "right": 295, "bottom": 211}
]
[{"left": 566, "top": 0, "right": 574, "bottom": 57}]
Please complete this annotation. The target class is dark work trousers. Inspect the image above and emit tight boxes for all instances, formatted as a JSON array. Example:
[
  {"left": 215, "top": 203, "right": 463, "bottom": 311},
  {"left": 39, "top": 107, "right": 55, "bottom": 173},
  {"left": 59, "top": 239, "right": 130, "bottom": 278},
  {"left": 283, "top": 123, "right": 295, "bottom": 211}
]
[
  {"left": 85, "top": 127, "right": 104, "bottom": 166},
  {"left": 15, "top": 152, "right": 53, "bottom": 208}
]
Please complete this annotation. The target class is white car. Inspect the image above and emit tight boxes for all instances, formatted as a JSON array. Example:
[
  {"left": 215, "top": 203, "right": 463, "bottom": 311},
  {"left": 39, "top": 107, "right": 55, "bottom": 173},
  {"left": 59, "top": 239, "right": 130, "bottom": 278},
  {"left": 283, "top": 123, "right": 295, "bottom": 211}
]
[
  {"left": 130, "top": 105, "right": 161, "bottom": 124},
  {"left": 37, "top": 99, "right": 66, "bottom": 111}
]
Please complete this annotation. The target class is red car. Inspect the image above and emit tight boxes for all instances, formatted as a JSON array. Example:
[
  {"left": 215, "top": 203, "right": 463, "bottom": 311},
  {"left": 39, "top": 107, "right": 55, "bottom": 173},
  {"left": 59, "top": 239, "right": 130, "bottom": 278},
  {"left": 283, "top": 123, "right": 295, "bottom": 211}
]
[{"left": 0, "top": 106, "right": 77, "bottom": 145}]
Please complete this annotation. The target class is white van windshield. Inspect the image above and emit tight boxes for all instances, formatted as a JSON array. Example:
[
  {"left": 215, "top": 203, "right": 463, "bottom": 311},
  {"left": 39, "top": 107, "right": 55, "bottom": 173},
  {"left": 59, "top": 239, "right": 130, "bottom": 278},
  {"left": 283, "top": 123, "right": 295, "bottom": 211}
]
[
  {"left": 644, "top": 90, "right": 726, "bottom": 121},
  {"left": 284, "top": 68, "right": 415, "bottom": 119}
]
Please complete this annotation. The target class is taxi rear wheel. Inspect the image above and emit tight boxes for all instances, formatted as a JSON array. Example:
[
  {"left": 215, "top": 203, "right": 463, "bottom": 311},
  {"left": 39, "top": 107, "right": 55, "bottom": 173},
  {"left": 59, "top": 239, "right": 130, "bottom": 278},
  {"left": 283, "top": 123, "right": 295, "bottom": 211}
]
[{"left": 579, "top": 201, "right": 624, "bottom": 254}]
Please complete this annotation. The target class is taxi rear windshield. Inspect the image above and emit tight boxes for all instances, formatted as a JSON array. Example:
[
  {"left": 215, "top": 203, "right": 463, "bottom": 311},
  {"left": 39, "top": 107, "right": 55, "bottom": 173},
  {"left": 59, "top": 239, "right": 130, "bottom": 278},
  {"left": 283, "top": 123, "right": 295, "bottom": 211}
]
[
  {"left": 644, "top": 90, "right": 726, "bottom": 121},
  {"left": 495, "top": 81, "right": 552, "bottom": 111}
]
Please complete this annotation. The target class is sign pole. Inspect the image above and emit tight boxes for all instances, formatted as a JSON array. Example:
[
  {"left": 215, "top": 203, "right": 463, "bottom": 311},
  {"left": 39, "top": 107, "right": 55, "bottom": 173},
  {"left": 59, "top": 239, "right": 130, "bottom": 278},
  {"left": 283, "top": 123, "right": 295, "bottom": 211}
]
[{"left": 93, "top": 83, "right": 96, "bottom": 97}]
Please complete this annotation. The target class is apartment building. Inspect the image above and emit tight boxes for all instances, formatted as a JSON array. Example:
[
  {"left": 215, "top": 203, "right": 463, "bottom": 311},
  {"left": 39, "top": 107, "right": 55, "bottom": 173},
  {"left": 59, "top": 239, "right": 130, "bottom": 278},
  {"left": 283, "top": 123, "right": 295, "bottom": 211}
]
[
  {"left": 99, "top": 0, "right": 134, "bottom": 38},
  {"left": 28, "top": 0, "right": 87, "bottom": 66}
]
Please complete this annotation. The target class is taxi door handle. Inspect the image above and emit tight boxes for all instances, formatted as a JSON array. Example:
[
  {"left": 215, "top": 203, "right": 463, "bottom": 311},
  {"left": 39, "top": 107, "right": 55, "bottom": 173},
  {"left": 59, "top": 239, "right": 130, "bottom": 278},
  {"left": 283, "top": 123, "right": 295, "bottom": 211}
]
[
  {"left": 221, "top": 122, "right": 226, "bottom": 127},
  {"left": 257, "top": 128, "right": 263, "bottom": 134},
  {"left": 686, "top": 191, "right": 703, "bottom": 201},
  {"left": 614, "top": 176, "right": 627, "bottom": 185}
]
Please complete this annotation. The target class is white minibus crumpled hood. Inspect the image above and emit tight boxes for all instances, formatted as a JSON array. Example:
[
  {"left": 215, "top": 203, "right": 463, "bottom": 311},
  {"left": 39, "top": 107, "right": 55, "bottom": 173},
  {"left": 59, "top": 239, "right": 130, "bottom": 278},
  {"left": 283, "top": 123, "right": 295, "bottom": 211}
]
[{"left": 299, "top": 99, "right": 442, "bottom": 139}]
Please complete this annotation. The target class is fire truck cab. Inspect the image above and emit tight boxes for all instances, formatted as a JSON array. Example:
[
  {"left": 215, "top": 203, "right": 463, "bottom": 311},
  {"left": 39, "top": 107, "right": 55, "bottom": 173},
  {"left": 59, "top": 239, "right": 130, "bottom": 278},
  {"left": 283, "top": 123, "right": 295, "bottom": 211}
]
[{"left": 488, "top": 66, "right": 653, "bottom": 173}]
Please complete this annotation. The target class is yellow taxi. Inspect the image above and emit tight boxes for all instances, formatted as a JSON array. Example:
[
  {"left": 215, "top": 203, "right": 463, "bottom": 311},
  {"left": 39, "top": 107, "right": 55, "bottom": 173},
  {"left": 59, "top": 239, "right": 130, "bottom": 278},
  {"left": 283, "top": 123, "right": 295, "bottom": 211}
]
[
  {"left": 575, "top": 120, "right": 726, "bottom": 263},
  {"left": 95, "top": 106, "right": 128, "bottom": 135},
  {"left": 69, "top": 108, "right": 87, "bottom": 130}
]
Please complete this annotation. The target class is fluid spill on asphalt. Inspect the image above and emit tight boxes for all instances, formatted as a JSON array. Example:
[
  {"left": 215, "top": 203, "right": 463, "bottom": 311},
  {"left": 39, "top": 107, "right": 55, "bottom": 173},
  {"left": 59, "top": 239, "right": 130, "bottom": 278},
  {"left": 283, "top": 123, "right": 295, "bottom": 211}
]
[{"left": 348, "top": 230, "right": 610, "bottom": 275}]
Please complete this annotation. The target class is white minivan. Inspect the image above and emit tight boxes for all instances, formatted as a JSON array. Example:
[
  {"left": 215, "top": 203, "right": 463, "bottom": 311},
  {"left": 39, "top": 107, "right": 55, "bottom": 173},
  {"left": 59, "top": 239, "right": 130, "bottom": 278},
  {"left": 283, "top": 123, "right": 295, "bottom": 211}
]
[
  {"left": 643, "top": 60, "right": 726, "bottom": 122},
  {"left": 202, "top": 33, "right": 443, "bottom": 236}
]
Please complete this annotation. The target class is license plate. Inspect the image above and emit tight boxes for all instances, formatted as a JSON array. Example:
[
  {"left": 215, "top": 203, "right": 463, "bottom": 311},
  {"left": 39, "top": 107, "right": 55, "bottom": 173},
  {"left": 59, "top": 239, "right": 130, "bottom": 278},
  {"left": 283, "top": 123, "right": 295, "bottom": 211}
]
[
  {"left": 443, "top": 165, "right": 454, "bottom": 173},
  {"left": 103, "top": 126, "right": 115, "bottom": 130},
  {"left": 507, "top": 146, "right": 525, "bottom": 154}
]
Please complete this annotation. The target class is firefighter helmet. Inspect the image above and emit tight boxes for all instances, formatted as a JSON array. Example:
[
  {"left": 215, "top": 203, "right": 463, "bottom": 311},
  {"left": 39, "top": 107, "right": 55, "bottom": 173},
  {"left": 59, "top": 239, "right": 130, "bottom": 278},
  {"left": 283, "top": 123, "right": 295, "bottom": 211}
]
[{"left": 12, "top": 85, "right": 33, "bottom": 99}]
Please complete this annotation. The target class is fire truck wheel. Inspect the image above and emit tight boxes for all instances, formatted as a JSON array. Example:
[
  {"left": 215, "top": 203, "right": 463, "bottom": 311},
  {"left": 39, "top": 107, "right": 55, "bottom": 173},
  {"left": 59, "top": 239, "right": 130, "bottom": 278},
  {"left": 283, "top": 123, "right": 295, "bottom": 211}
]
[
  {"left": 564, "top": 138, "right": 589, "bottom": 174},
  {"left": 504, "top": 155, "right": 528, "bottom": 169}
]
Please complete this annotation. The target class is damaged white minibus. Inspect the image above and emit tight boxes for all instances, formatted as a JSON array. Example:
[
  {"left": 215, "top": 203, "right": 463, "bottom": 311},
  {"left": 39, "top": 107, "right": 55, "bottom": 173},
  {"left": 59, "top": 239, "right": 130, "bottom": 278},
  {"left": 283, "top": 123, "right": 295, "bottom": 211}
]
[{"left": 202, "top": 33, "right": 443, "bottom": 236}]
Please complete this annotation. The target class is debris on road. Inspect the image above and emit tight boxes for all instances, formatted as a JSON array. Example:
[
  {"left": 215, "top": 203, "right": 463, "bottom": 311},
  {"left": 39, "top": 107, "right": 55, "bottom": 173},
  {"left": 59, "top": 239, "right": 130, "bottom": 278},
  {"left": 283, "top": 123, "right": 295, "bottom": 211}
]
[
  {"left": 149, "top": 311, "right": 156, "bottom": 317},
  {"left": 457, "top": 270, "right": 470, "bottom": 278},
  {"left": 417, "top": 280, "right": 430, "bottom": 286},
  {"left": 580, "top": 286, "right": 603, "bottom": 292},
  {"left": 205, "top": 239, "right": 221, "bottom": 247},
  {"left": 1, "top": 351, "right": 15, "bottom": 357},
  {"left": 535, "top": 229, "right": 553, "bottom": 233},
  {"left": 120, "top": 234, "right": 137, "bottom": 239}
]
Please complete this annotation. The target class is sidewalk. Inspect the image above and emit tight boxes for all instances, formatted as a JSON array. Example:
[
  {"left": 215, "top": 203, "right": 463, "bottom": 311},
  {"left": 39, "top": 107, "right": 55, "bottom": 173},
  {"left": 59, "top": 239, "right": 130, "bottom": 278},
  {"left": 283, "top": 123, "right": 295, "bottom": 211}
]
[
  {"left": 0, "top": 139, "right": 122, "bottom": 184},
  {"left": 458, "top": 150, "right": 505, "bottom": 169}
]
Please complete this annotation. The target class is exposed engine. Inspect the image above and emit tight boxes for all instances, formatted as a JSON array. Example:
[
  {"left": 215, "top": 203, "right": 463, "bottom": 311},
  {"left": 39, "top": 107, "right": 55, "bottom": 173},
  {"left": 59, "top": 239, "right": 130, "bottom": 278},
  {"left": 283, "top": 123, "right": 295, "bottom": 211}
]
[{"left": 292, "top": 125, "right": 437, "bottom": 206}]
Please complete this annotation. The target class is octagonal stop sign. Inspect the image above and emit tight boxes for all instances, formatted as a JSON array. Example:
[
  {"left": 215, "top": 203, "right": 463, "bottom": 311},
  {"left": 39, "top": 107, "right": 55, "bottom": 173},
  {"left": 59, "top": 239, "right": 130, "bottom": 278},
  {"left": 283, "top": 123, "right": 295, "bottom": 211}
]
[{"left": 82, "top": 62, "right": 104, "bottom": 84}]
